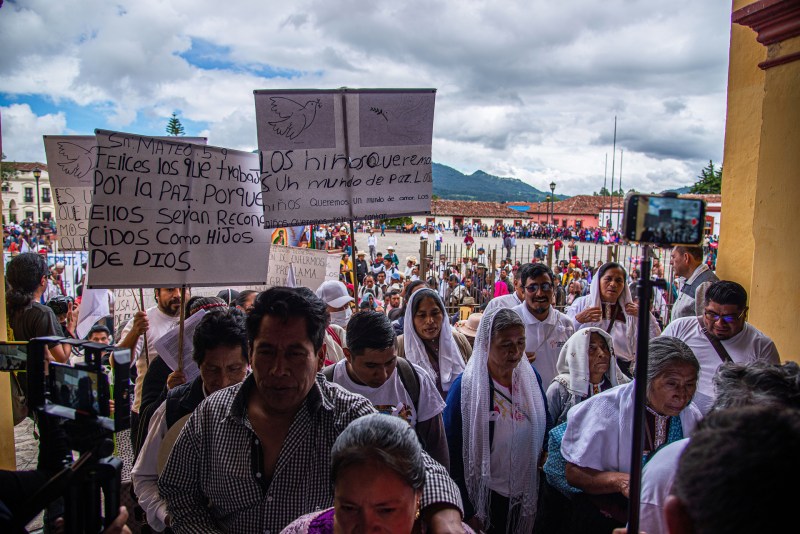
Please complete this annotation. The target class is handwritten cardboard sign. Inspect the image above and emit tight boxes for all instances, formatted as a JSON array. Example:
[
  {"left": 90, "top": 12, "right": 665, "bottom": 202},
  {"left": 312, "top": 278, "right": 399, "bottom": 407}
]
[
  {"left": 192, "top": 245, "right": 339, "bottom": 297},
  {"left": 44, "top": 135, "right": 207, "bottom": 251},
  {"left": 254, "top": 89, "right": 435, "bottom": 228},
  {"left": 87, "top": 130, "right": 271, "bottom": 288}
]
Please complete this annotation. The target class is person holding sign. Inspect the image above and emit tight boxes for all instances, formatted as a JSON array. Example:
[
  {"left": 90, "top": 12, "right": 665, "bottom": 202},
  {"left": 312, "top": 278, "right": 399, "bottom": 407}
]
[
  {"left": 117, "top": 287, "right": 189, "bottom": 454},
  {"left": 132, "top": 308, "right": 249, "bottom": 532},
  {"left": 158, "top": 287, "right": 464, "bottom": 533}
]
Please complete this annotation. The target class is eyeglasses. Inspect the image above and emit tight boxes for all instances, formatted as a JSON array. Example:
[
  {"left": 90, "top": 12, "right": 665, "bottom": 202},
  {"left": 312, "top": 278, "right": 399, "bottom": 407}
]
[
  {"left": 703, "top": 308, "right": 747, "bottom": 324},
  {"left": 525, "top": 283, "right": 553, "bottom": 293}
]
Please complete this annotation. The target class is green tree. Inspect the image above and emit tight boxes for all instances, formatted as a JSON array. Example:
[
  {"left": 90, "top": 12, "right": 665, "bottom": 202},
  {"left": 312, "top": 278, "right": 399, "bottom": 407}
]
[
  {"left": 166, "top": 112, "right": 185, "bottom": 136},
  {"left": 1, "top": 153, "right": 19, "bottom": 191},
  {"left": 690, "top": 160, "right": 722, "bottom": 194}
]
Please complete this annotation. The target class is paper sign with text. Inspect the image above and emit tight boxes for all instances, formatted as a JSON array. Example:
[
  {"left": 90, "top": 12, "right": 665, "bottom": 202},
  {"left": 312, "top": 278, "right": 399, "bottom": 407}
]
[
  {"left": 87, "top": 130, "right": 271, "bottom": 288},
  {"left": 112, "top": 288, "right": 140, "bottom": 335},
  {"left": 254, "top": 89, "right": 435, "bottom": 228},
  {"left": 44, "top": 135, "right": 206, "bottom": 251}
]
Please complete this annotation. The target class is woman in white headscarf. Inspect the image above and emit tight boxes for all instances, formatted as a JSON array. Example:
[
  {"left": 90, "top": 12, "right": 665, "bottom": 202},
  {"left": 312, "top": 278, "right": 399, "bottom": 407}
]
[
  {"left": 547, "top": 327, "right": 629, "bottom": 425},
  {"left": 566, "top": 262, "right": 661, "bottom": 376},
  {"left": 398, "top": 288, "right": 471, "bottom": 399},
  {"left": 443, "top": 309, "right": 549, "bottom": 534}
]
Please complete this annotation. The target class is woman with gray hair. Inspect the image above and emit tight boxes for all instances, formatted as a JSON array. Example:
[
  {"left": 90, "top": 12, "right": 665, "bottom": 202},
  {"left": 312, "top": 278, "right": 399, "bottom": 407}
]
[
  {"left": 282, "top": 414, "right": 474, "bottom": 533},
  {"left": 443, "top": 308, "right": 549, "bottom": 533},
  {"left": 543, "top": 336, "right": 703, "bottom": 532}
]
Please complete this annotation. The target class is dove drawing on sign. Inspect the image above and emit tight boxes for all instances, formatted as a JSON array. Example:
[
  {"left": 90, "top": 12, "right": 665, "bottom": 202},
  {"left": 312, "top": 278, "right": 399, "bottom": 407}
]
[
  {"left": 268, "top": 97, "right": 322, "bottom": 140},
  {"left": 56, "top": 142, "right": 98, "bottom": 184}
]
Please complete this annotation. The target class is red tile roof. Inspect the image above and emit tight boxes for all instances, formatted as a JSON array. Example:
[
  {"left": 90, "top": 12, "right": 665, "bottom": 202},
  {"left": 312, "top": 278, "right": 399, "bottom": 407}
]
[
  {"left": 515, "top": 193, "right": 722, "bottom": 215},
  {"left": 432, "top": 200, "right": 527, "bottom": 218},
  {"left": 2, "top": 162, "right": 49, "bottom": 172}
]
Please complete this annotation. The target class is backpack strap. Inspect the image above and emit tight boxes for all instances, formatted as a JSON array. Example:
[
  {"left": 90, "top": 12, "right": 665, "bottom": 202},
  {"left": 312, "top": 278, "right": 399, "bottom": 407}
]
[
  {"left": 395, "top": 357, "right": 421, "bottom": 415},
  {"left": 697, "top": 317, "right": 733, "bottom": 363},
  {"left": 326, "top": 326, "right": 342, "bottom": 347}
]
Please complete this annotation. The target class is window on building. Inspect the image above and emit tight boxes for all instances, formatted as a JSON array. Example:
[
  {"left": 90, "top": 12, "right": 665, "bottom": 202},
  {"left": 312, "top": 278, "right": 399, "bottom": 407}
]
[
  {"left": 24, "top": 187, "right": 34, "bottom": 203},
  {"left": 42, "top": 211, "right": 52, "bottom": 221},
  {"left": 426, "top": 217, "right": 435, "bottom": 226},
  {"left": 25, "top": 211, "right": 34, "bottom": 220},
  {"left": 472, "top": 219, "right": 481, "bottom": 225},
  {"left": 42, "top": 187, "right": 51, "bottom": 202},
  {"left": 513, "top": 219, "right": 522, "bottom": 226}
]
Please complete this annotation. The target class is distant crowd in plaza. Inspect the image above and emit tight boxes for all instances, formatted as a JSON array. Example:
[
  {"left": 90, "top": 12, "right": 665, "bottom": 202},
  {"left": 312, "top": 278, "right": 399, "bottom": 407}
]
[{"left": 3, "top": 217, "right": 58, "bottom": 253}]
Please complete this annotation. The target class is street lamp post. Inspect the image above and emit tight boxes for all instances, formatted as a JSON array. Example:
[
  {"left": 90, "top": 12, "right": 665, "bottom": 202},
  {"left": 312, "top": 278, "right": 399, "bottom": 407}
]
[
  {"left": 549, "top": 181, "right": 556, "bottom": 227},
  {"left": 32, "top": 168, "right": 42, "bottom": 222}
]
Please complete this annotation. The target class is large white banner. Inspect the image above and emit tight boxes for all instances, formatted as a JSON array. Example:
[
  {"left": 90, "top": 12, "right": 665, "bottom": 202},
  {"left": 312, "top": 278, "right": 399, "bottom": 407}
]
[
  {"left": 87, "top": 130, "right": 271, "bottom": 288},
  {"left": 43, "top": 135, "right": 206, "bottom": 251},
  {"left": 254, "top": 89, "right": 435, "bottom": 228}
]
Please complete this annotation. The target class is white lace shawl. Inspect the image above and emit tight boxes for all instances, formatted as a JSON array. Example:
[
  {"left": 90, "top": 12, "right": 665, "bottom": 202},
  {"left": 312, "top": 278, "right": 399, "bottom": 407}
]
[
  {"left": 461, "top": 309, "right": 547, "bottom": 533},
  {"left": 554, "top": 327, "right": 628, "bottom": 398},
  {"left": 402, "top": 289, "right": 465, "bottom": 392}
]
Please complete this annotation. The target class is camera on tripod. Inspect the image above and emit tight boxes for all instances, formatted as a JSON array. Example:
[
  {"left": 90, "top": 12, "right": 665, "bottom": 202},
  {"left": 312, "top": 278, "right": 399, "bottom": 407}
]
[{"left": 1, "top": 338, "right": 131, "bottom": 533}]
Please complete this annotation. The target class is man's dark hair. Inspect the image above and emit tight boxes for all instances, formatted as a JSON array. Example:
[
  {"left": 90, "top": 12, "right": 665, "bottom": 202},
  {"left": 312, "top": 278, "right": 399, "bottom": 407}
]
[
  {"left": 705, "top": 280, "right": 747, "bottom": 309},
  {"left": 346, "top": 310, "right": 396, "bottom": 357},
  {"left": 448, "top": 274, "right": 459, "bottom": 283},
  {"left": 233, "top": 290, "right": 258, "bottom": 309},
  {"left": 5, "top": 252, "right": 49, "bottom": 318},
  {"left": 518, "top": 262, "right": 554, "bottom": 286},
  {"left": 673, "top": 406, "right": 799, "bottom": 534},
  {"left": 193, "top": 308, "right": 249, "bottom": 366},
  {"left": 87, "top": 324, "right": 111, "bottom": 338},
  {"left": 674, "top": 245, "right": 704, "bottom": 262},
  {"left": 514, "top": 263, "right": 532, "bottom": 281},
  {"left": 246, "top": 287, "right": 329, "bottom": 352}
]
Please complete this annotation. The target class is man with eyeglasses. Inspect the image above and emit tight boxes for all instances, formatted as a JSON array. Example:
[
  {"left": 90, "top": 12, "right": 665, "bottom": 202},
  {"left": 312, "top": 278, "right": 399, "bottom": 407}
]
[
  {"left": 512, "top": 263, "right": 575, "bottom": 386},
  {"left": 662, "top": 280, "right": 780, "bottom": 414}
]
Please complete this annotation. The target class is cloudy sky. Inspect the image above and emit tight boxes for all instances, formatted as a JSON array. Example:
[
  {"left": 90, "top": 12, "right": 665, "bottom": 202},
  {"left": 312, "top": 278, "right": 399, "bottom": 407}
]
[{"left": 0, "top": 0, "right": 733, "bottom": 195}]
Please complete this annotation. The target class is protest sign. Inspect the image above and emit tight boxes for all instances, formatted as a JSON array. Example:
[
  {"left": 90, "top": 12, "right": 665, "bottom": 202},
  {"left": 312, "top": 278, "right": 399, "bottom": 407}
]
[
  {"left": 76, "top": 288, "right": 111, "bottom": 339},
  {"left": 112, "top": 288, "right": 139, "bottom": 334},
  {"left": 87, "top": 130, "right": 271, "bottom": 288},
  {"left": 44, "top": 135, "right": 206, "bottom": 251},
  {"left": 155, "top": 309, "right": 205, "bottom": 382},
  {"left": 191, "top": 245, "right": 339, "bottom": 297},
  {"left": 254, "top": 89, "right": 435, "bottom": 228}
]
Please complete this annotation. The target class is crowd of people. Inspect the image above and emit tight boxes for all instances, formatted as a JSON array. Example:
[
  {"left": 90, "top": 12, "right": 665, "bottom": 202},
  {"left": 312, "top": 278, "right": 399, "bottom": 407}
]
[
  {"left": 3, "top": 241, "right": 794, "bottom": 534},
  {"left": 3, "top": 218, "right": 58, "bottom": 253}
]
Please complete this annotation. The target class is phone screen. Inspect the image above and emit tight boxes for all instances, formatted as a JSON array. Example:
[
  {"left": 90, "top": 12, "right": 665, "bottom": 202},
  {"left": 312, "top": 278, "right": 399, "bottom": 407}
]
[{"left": 625, "top": 195, "right": 705, "bottom": 245}]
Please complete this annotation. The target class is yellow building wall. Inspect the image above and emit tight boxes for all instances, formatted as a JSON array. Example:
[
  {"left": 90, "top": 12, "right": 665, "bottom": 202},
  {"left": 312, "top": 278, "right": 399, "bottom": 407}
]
[
  {"left": 719, "top": 0, "right": 800, "bottom": 362},
  {"left": 716, "top": 0, "right": 765, "bottom": 289}
]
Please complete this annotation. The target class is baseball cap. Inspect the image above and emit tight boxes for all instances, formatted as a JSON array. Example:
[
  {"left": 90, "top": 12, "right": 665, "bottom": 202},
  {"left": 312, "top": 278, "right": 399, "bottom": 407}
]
[
  {"left": 315, "top": 281, "right": 354, "bottom": 308},
  {"left": 391, "top": 272, "right": 401, "bottom": 280}
]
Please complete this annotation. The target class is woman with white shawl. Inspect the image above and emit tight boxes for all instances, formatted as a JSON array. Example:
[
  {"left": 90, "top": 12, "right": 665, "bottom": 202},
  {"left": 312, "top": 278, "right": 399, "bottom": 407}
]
[
  {"left": 551, "top": 336, "right": 703, "bottom": 532},
  {"left": 566, "top": 262, "right": 661, "bottom": 377},
  {"left": 398, "top": 288, "right": 471, "bottom": 399},
  {"left": 443, "top": 309, "right": 549, "bottom": 533},
  {"left": 546, "top": 327, "right": 629, "bottom": 425}
]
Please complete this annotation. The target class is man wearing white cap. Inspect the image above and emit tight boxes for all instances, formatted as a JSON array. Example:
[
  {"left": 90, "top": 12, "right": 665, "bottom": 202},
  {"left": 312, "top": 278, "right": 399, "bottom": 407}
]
[{"left": 315, "top": 280, "right": 353, "bottom": 363}]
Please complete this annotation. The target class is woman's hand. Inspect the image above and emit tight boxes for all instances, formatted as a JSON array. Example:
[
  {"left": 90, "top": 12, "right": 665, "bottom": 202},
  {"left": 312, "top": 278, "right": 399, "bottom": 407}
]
[
  {"left": 575, "top": 306, "right": 602, "bottom": 324},
  {"left": 624, "top": 302, "right": 639, "bottom": 317},
  {"left": 167, "top": 370, "right": 187, "bottom": 390}
]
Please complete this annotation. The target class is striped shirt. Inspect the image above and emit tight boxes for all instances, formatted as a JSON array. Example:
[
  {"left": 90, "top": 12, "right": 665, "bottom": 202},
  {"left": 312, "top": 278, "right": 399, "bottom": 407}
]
[{"left": 158, "top": 373, "right": 462, "bottom": 533}]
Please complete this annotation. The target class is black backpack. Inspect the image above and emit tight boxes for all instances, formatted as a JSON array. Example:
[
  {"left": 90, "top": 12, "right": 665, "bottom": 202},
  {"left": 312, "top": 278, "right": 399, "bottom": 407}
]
[{"left": 322, "top": 357, "right": 421, "bottom": 414}]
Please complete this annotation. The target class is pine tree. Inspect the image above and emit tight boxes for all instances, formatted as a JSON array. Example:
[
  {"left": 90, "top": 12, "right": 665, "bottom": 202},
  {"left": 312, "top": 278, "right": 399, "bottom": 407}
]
[
  {"left": 166, "top": 112, "right": 185, "bottom": 136},
  {"left": 690, "top": 160, "right": 722, "bottom": 194}
]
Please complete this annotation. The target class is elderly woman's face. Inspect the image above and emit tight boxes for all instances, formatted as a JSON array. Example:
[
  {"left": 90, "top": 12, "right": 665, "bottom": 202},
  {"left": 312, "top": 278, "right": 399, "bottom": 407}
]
[
  {"left": 334, "top": 461, "right": 419, "bottom": 533},
  {"left": 599, "top": 267, "right": 626, "bottom": 303},
  {"left": 588, "top": 332, "right": 611, "bottom": 378},
  {"left": 648, "top": 361, "right": 698, "bottom": 416},
  {"left": 413, "top": 297, "right": 443, "bottom": 341},
  {"left": 488, "top": 325, "right": 526, "bottom": 378}
]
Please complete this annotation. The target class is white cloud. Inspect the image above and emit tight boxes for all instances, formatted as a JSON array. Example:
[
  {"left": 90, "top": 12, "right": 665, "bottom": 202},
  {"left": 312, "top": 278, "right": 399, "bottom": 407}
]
[
  {"left": 0, "top": 0, "right": 733, "bottom": 194},
  {"left": 1, "top": 104, "right": 67, "bottom": 162}
]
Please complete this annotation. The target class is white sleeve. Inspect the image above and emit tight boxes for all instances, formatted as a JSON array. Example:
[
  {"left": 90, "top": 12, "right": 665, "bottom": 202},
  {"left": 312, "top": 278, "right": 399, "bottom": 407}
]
[
  {"left": 131, "top": 402, "right": 170, "bottom": 532},
  {"left": 412, "top": 364, "right": 446, "bottom": 422}
]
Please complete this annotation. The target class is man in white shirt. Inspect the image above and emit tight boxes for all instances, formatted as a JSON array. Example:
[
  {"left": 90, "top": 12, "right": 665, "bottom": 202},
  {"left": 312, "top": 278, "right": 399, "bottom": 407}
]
[
  {"left": 512, "top": 263, "right": 574, "bottom": 387},
  {"left": 662, "top": 280, "right": 780, "bottom": 414},
  {"left": 325, "top": 310, "right": 449, "bottom": 469},
  {"left": 367, "top": 229, "right": 378, "bottom": 261},
  {"left": 132, "top": 308, "right": 249, "bottom": 532},
  {"left": 117, "top": 287, "right": 186, "bottom": 451},
  {"left": 669, "top": 245, "right": 719, "bottom": 321},
  {"left": 484, "top": 263, "right": 528, "bottom": 314}
]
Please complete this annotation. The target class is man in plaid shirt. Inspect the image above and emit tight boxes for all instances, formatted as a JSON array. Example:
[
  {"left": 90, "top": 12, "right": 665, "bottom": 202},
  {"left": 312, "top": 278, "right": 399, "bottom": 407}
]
[{"left": 159, "top": 287, "right": 464, "bottom": 533}]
